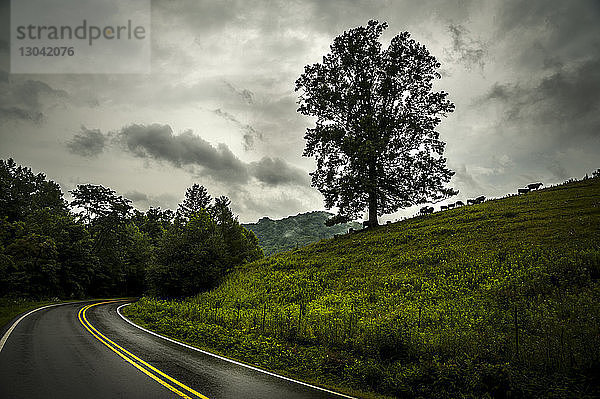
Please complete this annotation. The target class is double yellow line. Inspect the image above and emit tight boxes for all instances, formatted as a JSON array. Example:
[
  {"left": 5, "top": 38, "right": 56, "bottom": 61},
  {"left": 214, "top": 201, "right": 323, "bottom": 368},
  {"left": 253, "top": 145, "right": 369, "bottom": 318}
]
[{"left": 78, "top": 301, "right": 209, "bottom": 399}]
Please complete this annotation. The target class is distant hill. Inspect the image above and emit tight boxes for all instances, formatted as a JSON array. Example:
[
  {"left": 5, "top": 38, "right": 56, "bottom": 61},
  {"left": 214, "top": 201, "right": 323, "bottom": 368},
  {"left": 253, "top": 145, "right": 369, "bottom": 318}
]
[{"left": 242, "top": 211, "right": 361, "bottom": 255}]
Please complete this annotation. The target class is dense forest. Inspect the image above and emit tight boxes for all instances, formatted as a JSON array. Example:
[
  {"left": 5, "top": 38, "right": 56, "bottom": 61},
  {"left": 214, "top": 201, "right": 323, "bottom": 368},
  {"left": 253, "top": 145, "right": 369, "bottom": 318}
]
[
  {"left": 0, "top": 158, "right": 263, "bottom": 299},
  {"left": 243, "top": 211, "right": 361, "bottom": 255}
]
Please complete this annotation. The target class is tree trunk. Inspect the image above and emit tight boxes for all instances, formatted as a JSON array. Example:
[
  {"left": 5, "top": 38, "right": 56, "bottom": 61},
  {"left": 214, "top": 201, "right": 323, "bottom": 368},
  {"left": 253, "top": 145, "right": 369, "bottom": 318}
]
[
  {"left": 368, "top": 190, "right": 378, "bottom": 227},
  {"left": 368, "top": 160, "right": 378, "bottom": 227}
]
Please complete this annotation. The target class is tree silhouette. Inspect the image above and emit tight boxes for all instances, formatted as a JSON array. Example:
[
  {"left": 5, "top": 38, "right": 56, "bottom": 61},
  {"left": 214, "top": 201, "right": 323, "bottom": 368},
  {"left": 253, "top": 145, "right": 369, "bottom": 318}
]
[
  {"left": 177, "top": 184, "right": 212, "bottom": 221},
  {"left": 296, "top": 20, "right": 457, "bottom": 226},
  {"left": 0, "top": 158, "right": 66, "bottom": 222},
  {"left": 70, "top": 184, "right": 132, "bottom": 224}
]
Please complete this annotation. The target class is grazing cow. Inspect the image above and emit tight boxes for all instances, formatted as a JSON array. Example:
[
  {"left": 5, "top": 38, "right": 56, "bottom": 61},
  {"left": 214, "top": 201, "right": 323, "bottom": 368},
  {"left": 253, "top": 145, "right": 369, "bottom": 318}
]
[
  {"left": 448, "top": 203, "right": 455, "bottom": 209},
  {"left": 518, "top": 188, "right": 530, "bottom": 194},
  {"left": 420, "top": 206, "right": 434, "bottom": 215},
  {"left": 468, "top": 196, "right": 485, "bottom": 205},
  {"left": 441, "top": 205, "right": 448, "bottom": 211},
  {"left": 527, "top": 182, "right": 543, "bottom": 190},
  {"left": 455, "top": 201, "right": 464, "bottom": 206}
]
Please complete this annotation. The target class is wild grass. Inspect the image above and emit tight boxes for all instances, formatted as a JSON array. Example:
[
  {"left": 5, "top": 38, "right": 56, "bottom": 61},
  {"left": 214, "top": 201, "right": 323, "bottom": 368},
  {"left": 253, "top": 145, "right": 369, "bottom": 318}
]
[{"left": 125, "top": 177, "right": 600, "bottom": 398}]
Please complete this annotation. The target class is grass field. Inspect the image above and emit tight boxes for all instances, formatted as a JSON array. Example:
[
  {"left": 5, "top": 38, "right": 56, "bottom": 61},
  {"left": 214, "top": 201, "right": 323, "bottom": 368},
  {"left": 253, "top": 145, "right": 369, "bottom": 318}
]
[{"left": 125, "top": 177, "right": 600, "bottom": 398}]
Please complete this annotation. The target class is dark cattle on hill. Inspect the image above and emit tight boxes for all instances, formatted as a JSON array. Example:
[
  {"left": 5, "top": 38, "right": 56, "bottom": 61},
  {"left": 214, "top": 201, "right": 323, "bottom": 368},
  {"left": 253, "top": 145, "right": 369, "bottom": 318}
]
[
  {"left": 468, "top": 196, "right": 485, "bottom": 205},
  {"left": 518, "top": 188, "right": 530, "bottom": 194},
  {"left": 448, "top": 203, "right": 455, "bottom": 209},
  {"left": 455, "top": 201, "right": 464, "bottom": 206},
  {"left": 441, "top": 205, "right": 448, "bottom": 211},
  {"left": 420, "top": 206, "right": 434, "bottom": 215},
  {"left": 527, "top": 182, "right": 543, "bottom": 190}
]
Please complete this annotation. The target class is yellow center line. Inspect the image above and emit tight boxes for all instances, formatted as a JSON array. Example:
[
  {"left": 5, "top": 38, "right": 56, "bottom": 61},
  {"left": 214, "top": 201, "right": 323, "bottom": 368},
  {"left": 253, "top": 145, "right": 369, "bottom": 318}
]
[{"left": 79, "top": 301, "right": 209, "bottom": 399}]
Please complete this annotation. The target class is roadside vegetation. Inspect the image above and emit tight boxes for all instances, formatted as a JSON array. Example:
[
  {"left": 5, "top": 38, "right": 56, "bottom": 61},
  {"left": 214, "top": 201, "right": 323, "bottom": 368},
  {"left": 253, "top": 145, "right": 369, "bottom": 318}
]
[{"left": 125, "top": 177, "right": 600, "bottom": 398}]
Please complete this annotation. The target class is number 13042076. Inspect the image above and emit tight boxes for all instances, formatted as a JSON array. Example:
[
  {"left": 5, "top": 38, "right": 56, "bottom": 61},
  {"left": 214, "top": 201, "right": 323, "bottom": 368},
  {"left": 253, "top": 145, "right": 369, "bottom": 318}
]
[{"left": 19, "top": 46, "right": 75, "bottom": 56}]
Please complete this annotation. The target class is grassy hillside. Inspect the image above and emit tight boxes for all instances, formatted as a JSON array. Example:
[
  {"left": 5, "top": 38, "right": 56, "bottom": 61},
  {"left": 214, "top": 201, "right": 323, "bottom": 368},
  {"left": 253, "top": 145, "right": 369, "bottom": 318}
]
[
  {"left": 125, "top": 177, "right": 600, "bottom": 398},
  {"left": 243, "top": 211, "right": 361, "bottom": 255}
]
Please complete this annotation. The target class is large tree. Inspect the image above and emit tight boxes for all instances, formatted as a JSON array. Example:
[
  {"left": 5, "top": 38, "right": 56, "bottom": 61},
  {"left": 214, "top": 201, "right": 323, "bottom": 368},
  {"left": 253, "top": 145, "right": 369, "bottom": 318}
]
[{"left": 296, "top": 20, "right": 457, "bottom": 226}]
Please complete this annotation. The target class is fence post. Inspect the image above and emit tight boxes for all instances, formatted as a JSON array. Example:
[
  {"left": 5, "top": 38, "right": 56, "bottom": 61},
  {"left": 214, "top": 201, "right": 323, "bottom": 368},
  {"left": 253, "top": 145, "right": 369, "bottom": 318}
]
[
  {"left": 514, "top": 305, "right": 519, "bottom": 360},
  {"left": 261, "top": 302, "right": 266, "bottom": 333}
]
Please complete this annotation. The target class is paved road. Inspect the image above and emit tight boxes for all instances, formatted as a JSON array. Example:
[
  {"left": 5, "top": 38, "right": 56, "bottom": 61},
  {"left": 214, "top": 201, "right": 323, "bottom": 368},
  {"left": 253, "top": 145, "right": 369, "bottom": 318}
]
[{"left": 0, "top": 300, "right": 348, "bottom": 399}]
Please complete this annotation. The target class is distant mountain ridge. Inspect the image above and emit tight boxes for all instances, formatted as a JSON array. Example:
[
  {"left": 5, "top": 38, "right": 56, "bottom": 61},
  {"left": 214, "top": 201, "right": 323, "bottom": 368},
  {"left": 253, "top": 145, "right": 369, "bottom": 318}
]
[{"left": 242, "top": 211, "right": 360, "bottom": 255}]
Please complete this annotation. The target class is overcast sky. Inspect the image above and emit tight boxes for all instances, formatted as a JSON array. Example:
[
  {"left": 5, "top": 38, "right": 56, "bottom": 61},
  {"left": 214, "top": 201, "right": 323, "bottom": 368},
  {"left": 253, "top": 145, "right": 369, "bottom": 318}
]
[{"left": 1, "top": 0, "right": 599, "bottom": 223}]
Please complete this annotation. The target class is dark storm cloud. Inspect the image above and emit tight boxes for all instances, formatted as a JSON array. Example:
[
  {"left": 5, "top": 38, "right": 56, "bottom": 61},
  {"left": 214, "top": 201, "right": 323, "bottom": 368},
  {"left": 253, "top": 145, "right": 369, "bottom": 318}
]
[
  {"left": 67, "top": 126, "right": 106, "bottom": 157},
  {"left": 117, "top": 123, "right": 308, "bottom": 187},
  {"left": 497, "top": 0, "right": 600, "bottom": 36},
  {"left": 466, "top": 0, "right": 600, "bottom": 191},
  {"left": 249, "top": 157, "right": 310, "bottom": 186},
  {"left": 494, "top": 0, "right": 600, "bottom": 74},
  {"left": 0, "top": 78, "right": 68, "bottom": 123},
  {"left": 118, "top": 123, "right": 250, "bottom": 183},
  {"left": 213, "top": 108, "right": 262, "bottom": 150},
  {"left": 483, "top": 56, "right": 600, "bottom": 130},
  {"left": 446, "top": 24, "right": 486, "bottom": 70}
]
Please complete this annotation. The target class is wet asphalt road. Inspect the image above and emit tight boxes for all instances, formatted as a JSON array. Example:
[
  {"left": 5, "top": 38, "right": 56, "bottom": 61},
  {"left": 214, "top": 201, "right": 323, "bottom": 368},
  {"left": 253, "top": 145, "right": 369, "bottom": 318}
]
[{"left": 0, "top": 301, "right": 346, "bottom": 399}]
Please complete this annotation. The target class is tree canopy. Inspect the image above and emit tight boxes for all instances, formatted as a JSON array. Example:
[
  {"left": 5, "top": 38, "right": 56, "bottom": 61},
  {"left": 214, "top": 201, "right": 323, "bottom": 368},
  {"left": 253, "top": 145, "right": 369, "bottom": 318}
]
[
  {"left": 0, "top": 158, "right": 66, "bottom": 222},
  {"left": 177, "top": 183, "right": 212, "bottom": 221},
  {"left": 296, "top": 20, "right": 457, "bottom": 225}
]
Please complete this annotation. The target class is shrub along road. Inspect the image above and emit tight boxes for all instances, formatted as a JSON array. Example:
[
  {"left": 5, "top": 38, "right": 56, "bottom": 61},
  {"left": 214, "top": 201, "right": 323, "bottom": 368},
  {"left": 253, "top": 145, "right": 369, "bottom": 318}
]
[{"left": 0, "top": 300, "right": 348, "bottom": 398}]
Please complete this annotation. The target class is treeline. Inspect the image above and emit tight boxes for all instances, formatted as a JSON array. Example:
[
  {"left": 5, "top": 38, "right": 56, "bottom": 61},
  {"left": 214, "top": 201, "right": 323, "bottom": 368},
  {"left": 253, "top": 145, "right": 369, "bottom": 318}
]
[{"left": 0, "top": 159, "right": 262, "bottom": 299}]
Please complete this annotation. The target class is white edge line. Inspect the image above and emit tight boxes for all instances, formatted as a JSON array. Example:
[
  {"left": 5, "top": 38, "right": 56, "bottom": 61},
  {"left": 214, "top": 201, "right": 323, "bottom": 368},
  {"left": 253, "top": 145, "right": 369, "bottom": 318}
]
[
  {"left": 0, "top": 299, "right": 95, "bottom": 353},
  {"left": 117, "top": 303, "right": 357, "bottom": 399}
]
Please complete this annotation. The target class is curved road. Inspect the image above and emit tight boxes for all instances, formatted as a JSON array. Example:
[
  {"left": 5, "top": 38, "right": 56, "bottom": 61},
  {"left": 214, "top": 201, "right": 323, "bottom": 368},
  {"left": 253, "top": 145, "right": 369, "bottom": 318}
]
[{"left": 0, "top": 300, "right": 349, "bottom": 398}]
